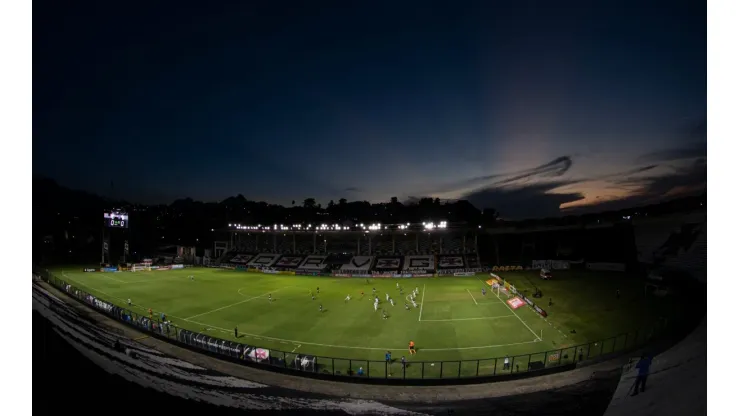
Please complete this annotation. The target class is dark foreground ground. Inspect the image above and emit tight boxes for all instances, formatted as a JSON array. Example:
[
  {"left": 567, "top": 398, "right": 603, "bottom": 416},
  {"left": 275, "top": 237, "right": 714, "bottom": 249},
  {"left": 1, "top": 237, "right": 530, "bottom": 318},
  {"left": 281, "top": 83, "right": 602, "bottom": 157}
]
[{"left": 33, "top": 308, "right": 622, "bottom": 416}]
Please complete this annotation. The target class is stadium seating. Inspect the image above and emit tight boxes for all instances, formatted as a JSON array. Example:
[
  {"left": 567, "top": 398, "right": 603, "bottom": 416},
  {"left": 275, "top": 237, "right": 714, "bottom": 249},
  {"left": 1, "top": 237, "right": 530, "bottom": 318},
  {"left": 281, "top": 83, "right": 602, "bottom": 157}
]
[
  {"left": 297, "top": 255, "right": 328, "bottom": 271},
  {"left": 273, "top": 254, "right": 305, "bottom": 269},
  {"left": 403, "top": 255, "right": 434, "bottom": 272},
  {"left": 340, "top": 256, "right": 375, "bottom": 273},
  {"left": 372, "top": 256, "right": 404, "bottom": 272},
  {"left": 246, "top": 253, "right": 282, "bottom": 267},
  {"left": 438, "top": 255, "right": 465, "bottom": 269}
]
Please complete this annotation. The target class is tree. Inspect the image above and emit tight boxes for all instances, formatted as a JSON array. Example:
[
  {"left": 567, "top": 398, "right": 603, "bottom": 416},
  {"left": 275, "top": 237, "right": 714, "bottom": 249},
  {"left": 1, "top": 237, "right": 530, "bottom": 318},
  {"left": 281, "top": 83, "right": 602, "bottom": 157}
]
[
  {"left": 339, "top": 198, "right": 347, "bottom": 205},
  {"left": 390, "top": 196, "right": 398, "bottom": 205},
  {"left": 291, "top": 200, "right": 295, "bottom": 206},
  {"left": 303, "top": 198, "right": 316, "bottom": 209},
  {"left": 328, "top": 200, "right": 335, "bottom": 209}
]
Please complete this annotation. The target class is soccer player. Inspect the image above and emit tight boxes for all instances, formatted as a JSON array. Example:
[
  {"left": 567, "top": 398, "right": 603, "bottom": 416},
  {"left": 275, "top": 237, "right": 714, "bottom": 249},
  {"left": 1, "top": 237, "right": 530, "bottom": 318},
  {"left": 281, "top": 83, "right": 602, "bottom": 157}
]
[
  {"left": 386, "top": 293, "right": 390, "bottom": 301},
  {"left": 360, "top": 290, "right": 364, "bottom": 298},
  {"left": 319, "top": 304, "right": 323, "bottom": 312},
  {"left": 372, "top": 287, "right": 376, "bottom": 295},
  {"left": 189, "top": 275, "right": 194, "bottom": 281},
  {"left": 482, "top": 287, "right": 486, "bottom": 296},
  {"left": 382, "top": 309, "right": 388, "bottom": 320},
  {"left": 396, "top": 282, "right": 399, "bottom": 289},
  {"left": 408, "top": 340, "right": 416, "bottom": 355},
  {"left": 415, "top": 287, "right": 419, "bottom": 294},
  {"left": 412, "top": 300, "right": 417, "bottom": 308},
  {"left": 268, "top": 294, "right": 272, "bottom": 302},
  {"left": 373, "top": 300, "right": 379, "bottom": 312},
  {"left": 317, "top": 287, "right": 320, "bottom": 294},
  {"left": 345, "top": 294, "right": 351, "bottom": 302},
  {"left": 127, "top": 298, "right": 131, "bottom": 306},
  {"left": 312, "top": 294, "right": 315, "bottom": 301},
  {"left": 390, "top": 298, "right": 395, "bottom": 306},
  {"left": 405, "top": 303, "right": 410, "bottom": 311}
]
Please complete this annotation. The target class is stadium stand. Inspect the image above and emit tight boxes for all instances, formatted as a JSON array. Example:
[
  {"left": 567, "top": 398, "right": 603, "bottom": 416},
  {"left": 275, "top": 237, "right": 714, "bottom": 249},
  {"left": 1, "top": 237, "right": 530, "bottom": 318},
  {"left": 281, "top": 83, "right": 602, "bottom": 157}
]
[
  {"left": 340, "top": 255, "right": 374, "bottom": 274},
  {"left": 465, "top": 253, "right": 481, "bottom": 268},
  {"left": 246, "top": 253, "right": 281, "bottom": 267},
  {"left": 403, "top": 255, "right": 435, "bottom": 272},
  {"left": 438, "top": 254, "right": 465, "bottom": 269},
  {"left": 273, "top": 255, "right": 305, "bottom": 269},
  {"left": 604, "top": 318, "right": 706, "bottom": 416},
  {"left": 324, "top": 253, "right": 353, "bottom": 270},
  {"left": 228, "top": 253, "right": 253, "bottom": 264},
  {"left": 372, "top": 256, "right": 404, "bottom": 273},
  {"left": 297, "top": 255, "right": 327, "bottom": 271}
]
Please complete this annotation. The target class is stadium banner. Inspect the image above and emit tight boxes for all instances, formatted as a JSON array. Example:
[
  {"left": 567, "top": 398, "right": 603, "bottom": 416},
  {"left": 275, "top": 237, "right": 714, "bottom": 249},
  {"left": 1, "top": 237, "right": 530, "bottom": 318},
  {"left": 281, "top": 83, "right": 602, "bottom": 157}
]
[
  {"left": 522, "top": 295, "right": 535, "bottom": 307},
  {"left": 454, "top": 271, "right": 475, "bottom": 276},
  {"left": 352, "top": 274, "right": 372, "bottom": 278},
  {"left": 220, "top": 265, "right": 236, "bottom": 270},
  {"left": 278, "top": 271, "right": 295, "bottom": 275},
  {"left": 586, "top": 262, "right": 626, "bottom": 272},
  {"left": 411, "top": 273, "right": 434, "bottom": 277},
  {"left": 247, "top": 267, "right": 259, "bottom": 272},
  {"left": 235, "top": 265, "right": 248, "bottom": 271},
  {"left": 491, "top": 265, "right": 524, "bottom": 272},
  {"left": 171, "top": 264, "right": 184, "bottom": 270},
  {"left": 83, "top": 268, "right": 98, "bottom": 272},
  {"left": 101, "top": 267, "right": 118, "bottom": 273},
  {"left": 261, "top": 269, "right": 278, "bottom": 275},
  {"left": 534, "top": 304, "right": 548, "bottom": 317},
  {"left": 532, "top": 260, "right": 570, "bottom": 270},
  {"left": 332, "top": 273, "right": 350, "bottom": 277},
  {"left": 297, "top": 271, "right": 322, "bottom": 276},
  {"left": 507, "top": 296, "right": 526, "bottom": 309},
  {"left": 157, "top": 266, "right": 172, "bottom": 271}
]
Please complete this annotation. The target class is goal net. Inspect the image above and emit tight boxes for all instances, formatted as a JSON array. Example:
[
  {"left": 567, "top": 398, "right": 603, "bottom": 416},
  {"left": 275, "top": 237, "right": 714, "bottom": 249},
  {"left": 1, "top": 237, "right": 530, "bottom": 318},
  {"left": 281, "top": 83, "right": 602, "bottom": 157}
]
[{"left": 132, "top": 259, "right": 152, "bottom": 272}]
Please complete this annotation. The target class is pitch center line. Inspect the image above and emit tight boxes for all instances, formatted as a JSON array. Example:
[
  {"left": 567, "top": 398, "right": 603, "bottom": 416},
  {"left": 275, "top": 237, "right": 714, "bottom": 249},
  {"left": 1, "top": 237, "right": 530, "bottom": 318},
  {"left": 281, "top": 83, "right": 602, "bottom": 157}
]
[
  {"left": 184, "top": 288, "right": 287, "bottom": 321},
  {"left": 466, "top": 289, "right": 479, "bottom": 305},
  {"left": 417, "top": 284, "right": 426, "bottom": 322}
]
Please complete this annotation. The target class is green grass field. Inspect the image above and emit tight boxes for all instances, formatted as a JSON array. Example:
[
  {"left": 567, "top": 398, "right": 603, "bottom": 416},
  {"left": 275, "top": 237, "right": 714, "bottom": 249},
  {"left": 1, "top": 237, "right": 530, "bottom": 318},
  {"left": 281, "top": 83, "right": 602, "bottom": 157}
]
[{"left": 51, "top": 267, "right": 683, "bottom": 378}]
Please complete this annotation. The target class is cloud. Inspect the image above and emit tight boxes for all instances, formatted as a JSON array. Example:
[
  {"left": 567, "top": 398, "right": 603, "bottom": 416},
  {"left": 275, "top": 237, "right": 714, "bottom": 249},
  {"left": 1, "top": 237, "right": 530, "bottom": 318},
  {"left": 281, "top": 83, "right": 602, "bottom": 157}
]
[
  {"left": 564, "top": 159, "right": 706, "bottom": 213},
  {"left": 344, "top": 187, "right": 361, "bottom": 192},
  {"left": 637, "top": 142, "right": 706, "bottom": 163},
  {"left": 462, "top": 181, "right": 585, "bottom": 219},
  {"left": 430, "top": 156, "right": 575, "bottom": 195}
]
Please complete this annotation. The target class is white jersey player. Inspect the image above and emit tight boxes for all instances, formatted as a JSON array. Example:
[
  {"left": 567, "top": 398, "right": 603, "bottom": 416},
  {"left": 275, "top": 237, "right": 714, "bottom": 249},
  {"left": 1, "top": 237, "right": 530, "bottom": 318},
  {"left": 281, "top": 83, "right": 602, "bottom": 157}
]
[
  {"left": 127, "top": 298, "right": 131, "bottom": 306},
  {"left": 374, "top": 301, "right": 379, "bottom": 312},
  {"left": 390, "top": 298, "right": 395, "bottom": 306},
  {"left": 345, "top": 294, "right": 351, "bottom": 302},
  {"left": 412, "top": 300, "right": 417, "bottom": 308},
  {"left": 386, "top": 293, "right": 390, "bottom": 301},
  {"left": 396, "top": 282, "right": 399, "bottom": 289}
]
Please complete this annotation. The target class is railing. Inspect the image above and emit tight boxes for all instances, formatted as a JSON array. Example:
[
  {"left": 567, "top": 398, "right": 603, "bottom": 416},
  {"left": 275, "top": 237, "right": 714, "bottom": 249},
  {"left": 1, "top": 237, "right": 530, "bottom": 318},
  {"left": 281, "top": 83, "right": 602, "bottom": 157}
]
[{"left": 37, "top": 269, "right": 673, "bottom": 384}]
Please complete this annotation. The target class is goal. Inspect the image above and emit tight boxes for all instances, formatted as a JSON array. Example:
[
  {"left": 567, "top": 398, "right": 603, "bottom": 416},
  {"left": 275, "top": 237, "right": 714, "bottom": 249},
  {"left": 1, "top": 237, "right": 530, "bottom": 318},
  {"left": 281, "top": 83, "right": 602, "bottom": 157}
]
[{"left": 132, "top": 259, "right": 153, "bottom": 272}]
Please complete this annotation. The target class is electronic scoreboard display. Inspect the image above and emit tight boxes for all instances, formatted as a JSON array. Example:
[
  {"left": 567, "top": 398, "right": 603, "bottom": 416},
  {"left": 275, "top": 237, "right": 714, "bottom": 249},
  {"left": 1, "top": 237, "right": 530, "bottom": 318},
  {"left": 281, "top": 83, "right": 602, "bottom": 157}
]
[{"left": 104, "top": 211, "right": 129, "bottom": 228}]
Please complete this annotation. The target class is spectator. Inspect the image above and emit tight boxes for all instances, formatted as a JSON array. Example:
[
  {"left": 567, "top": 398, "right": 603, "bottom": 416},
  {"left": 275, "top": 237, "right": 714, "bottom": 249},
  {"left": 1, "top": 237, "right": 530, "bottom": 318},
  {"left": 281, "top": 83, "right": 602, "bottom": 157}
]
[
  {"left": 357, "top": 367, "right": 364, "bottom": 376},
  {"left": 632, "top": 355, "right": 653, "bottom": 396}
]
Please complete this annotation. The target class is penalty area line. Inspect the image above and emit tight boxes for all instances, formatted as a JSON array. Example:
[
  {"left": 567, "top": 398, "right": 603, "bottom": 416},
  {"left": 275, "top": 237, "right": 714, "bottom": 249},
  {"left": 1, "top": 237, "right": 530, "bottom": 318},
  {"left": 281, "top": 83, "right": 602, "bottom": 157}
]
[
  {"left": 466, "top": 289, "right": 479, "bottom": 305},
  {"left": 492, "top": 288, "right": 542, "bottom": 341}
]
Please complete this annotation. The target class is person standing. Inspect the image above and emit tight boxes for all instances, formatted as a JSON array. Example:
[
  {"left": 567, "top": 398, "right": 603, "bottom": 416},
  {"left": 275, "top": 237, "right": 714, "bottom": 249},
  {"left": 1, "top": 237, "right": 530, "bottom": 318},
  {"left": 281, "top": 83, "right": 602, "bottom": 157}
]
[
  {"left": 632, "top": 355, "right": 653, "bottom": 396},
  {"left": 234, "top": 326, "right": 238, "bottom": 338}
]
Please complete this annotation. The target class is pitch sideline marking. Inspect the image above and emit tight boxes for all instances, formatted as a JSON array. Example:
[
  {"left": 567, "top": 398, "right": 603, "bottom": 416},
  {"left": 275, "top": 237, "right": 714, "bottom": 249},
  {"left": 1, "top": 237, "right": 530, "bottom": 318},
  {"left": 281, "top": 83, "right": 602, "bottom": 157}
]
[
  {"left": 417, "top": 284, "right": 426, "bottom": 322},
  {"left": 420, "top": 315, "right": 515, "bottom": 322},
  {"left": 491, "top": 285, "right": 542, "bottom": 341},
  {"left": 466, "top": 289, "right": 479, "bottom": 305},
  {"left": 184, "top": 287, "right": 290, "bottom": 321},
  {"left": 184, "top": 317, "right": 542, "bottom": 351},
  {"left": 60, "top": 272, "right": 190, "bottom": 321},
  {"left": 62, "top": 271, "right": 544, "bottom": 352}
]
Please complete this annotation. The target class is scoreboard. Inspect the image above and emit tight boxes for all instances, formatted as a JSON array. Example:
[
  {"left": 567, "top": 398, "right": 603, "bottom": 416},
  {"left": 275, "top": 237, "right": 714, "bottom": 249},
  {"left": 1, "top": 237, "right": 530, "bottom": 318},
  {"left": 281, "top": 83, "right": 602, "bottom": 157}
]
[{"left": 104, "top": 211, "right": 129, "bottom": 228}]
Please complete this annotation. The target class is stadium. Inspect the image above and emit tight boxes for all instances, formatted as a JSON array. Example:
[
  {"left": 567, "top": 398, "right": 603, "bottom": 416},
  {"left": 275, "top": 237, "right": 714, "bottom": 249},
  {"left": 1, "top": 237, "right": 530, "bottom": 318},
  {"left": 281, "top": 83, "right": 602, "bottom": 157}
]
[{"left": 34, "top": 191, "right": 705, "bottom": 386}]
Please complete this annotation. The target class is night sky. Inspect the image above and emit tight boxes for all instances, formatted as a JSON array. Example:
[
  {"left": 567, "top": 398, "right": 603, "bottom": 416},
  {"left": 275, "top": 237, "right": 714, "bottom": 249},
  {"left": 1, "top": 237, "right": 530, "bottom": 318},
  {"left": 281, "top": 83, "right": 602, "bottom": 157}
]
[{"left": 33, "top": 1, "right": 706, "bottom": 219}]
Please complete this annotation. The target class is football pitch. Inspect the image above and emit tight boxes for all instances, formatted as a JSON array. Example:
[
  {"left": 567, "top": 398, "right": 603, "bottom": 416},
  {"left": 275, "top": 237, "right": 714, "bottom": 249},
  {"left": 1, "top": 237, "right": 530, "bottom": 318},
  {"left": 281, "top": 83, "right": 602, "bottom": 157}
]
[{"left": 52, "top": 267, "right": 683, "bottom": 377}]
